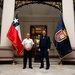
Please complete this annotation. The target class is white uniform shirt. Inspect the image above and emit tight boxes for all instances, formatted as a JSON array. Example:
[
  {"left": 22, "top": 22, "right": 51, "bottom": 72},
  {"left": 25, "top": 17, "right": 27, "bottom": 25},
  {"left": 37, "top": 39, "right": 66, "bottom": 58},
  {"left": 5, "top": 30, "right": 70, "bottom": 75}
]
[{"left": 22, "top": 38, "right": 34, "bottom": 49}]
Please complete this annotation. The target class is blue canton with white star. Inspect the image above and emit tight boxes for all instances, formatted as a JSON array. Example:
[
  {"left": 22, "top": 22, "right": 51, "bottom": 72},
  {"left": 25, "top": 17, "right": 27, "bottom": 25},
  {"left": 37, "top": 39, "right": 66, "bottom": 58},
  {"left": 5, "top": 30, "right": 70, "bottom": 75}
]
[{"left": 12, "top": 14, "right": 19, "bottom": 27}]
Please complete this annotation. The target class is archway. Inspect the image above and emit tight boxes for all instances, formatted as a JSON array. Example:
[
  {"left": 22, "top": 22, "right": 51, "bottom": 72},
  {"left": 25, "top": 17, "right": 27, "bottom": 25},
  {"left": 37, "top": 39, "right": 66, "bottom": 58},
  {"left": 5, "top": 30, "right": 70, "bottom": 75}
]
[
  {"left": 15, "top": 1, "right": 62, "bottom": 11},
  {"left": 14, "top": 1, "right": 62, "bottom": 59}
]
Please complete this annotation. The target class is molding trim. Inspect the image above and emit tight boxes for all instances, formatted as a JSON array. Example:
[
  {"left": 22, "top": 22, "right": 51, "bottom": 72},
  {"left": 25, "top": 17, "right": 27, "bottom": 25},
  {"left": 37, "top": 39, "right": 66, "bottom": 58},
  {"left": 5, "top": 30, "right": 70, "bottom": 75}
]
[
  {"left": 0, "top": 60, "right": 13, "bottom": 64},
  {"left": 62, "top": 61, "right": 75, "bottom": 65}
]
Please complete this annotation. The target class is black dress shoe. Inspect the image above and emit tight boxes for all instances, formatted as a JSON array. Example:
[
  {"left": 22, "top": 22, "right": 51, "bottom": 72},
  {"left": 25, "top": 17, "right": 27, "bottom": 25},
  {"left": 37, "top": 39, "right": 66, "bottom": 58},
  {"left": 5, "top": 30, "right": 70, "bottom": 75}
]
[
  {"left": 39, "top": 67, "right": 44, "bottom": 69},
  {"left": 23, "top": 67, "right": 26, "bottom": 69},
  {"left": 29, "top": 67, "right": 33, "bottom": 69},
  {"left": 46, "top": 67, "right": 49, "bottom": 70}
]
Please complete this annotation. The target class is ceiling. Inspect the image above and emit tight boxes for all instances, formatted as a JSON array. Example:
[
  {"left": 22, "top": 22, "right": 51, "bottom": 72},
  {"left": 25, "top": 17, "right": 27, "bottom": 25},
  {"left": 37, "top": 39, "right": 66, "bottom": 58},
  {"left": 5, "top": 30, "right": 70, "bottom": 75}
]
[
  {"left": 17, "top": 4, "right": 60, "bottom": 17},
  {"left": 0, "top": 1, "right": 61, "bottom": 18},
  {"left": 1, "top": 0, "right": 75, "bottom": 18},
  {"left": 16, "top": 0, "right": 62, "bottom": 2},
  {"left": 0, "top": 0, "right": 62, "bottom": 18}
]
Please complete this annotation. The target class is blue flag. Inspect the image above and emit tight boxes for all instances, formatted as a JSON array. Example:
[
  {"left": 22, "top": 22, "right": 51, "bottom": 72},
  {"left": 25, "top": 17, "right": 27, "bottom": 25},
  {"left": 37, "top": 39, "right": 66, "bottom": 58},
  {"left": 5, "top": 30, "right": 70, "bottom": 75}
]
[{"left": 53, "top": 15, "right": 72, "bottom": 58}]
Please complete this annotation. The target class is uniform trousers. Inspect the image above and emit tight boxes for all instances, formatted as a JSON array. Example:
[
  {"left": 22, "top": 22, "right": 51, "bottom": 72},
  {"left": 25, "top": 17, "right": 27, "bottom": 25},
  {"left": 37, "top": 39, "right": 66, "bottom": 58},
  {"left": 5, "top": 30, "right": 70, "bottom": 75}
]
[
  {"left": 23, "top": 49, "right": 32, "bottom": 68},
  {"left": 40, "top": 49, "right": 50, "bottom": 68}
]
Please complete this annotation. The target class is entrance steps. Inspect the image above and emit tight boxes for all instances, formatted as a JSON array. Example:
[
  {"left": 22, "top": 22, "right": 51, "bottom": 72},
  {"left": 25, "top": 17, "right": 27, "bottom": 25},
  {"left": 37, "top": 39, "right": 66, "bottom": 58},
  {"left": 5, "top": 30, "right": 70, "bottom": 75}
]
[{"left": 15, "top": 57, "right": 60, "bottom": 65}]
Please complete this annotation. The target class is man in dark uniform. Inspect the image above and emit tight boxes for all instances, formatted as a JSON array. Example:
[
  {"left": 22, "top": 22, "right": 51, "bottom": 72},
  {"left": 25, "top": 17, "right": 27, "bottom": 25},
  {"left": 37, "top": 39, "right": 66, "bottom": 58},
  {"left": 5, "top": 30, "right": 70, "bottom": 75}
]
[{"left": 38, "top": 30, "right": 51, "bottom": 70}]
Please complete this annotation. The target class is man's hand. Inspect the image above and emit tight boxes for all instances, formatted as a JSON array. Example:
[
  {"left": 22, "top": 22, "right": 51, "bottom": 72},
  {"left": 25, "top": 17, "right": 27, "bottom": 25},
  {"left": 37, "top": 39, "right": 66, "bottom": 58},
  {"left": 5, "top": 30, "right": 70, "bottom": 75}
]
[
  {"left": 38, "top": 48, "right": 40, "bottom": 52},
  {"left": 47, "top": 49, "right": 50, "bottom": 52},
  {"left": 27, "top": 48, "right": 32, "bottom": 51}
]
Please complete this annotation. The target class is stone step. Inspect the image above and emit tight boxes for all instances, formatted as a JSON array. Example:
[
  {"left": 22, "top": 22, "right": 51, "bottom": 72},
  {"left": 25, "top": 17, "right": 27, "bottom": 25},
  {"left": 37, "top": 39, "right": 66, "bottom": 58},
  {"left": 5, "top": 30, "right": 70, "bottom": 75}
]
[{"left": 15, "top": 58, "right": 60, "bottom": 65}]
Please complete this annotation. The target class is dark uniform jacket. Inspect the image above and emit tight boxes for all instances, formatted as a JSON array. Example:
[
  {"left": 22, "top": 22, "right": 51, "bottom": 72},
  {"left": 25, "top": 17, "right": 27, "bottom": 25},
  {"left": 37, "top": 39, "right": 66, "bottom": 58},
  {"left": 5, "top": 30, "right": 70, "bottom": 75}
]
[{"left": 39, "top": 36, "right": 51, "bottom": 49}]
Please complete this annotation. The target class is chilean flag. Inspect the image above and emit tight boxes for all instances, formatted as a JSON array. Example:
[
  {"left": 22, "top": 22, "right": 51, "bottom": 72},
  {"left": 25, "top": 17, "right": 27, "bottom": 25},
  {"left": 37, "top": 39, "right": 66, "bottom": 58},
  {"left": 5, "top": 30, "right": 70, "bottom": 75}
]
[{"left": 7, "top": 14, "right": 23, "bottom": 55}]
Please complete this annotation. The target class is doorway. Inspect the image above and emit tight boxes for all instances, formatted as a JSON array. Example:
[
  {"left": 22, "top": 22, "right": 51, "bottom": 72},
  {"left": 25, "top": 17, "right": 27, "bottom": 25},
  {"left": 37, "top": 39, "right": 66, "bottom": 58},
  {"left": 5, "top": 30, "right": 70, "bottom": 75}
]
[
  {"left": 30, "top": 25, "right": 47, "bottom": 57},
  {"left": 30, "top": 25, "right": 47, "bottom": 40}
]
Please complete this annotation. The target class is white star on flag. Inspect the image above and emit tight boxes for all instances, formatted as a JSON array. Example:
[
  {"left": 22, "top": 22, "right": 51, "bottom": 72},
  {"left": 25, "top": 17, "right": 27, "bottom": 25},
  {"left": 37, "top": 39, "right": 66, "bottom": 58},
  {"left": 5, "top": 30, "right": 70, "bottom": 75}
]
[{"left": 13, "top": 18, "right": 18, "bottom": 23}]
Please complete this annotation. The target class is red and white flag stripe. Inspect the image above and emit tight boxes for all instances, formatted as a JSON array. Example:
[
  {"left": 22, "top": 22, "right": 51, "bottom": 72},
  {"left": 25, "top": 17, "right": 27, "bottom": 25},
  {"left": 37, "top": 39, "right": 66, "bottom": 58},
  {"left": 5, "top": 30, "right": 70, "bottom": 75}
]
[{"left": 7, "top": 14, "right": 23, "bottom": 55}]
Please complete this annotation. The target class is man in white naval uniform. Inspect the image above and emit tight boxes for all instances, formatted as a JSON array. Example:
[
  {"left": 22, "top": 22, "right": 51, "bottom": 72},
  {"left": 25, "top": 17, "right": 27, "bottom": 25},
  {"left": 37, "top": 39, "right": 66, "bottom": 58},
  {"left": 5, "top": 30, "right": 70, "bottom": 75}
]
[{"left": 22, "top": 33, "right": 34, "bottom": 69}]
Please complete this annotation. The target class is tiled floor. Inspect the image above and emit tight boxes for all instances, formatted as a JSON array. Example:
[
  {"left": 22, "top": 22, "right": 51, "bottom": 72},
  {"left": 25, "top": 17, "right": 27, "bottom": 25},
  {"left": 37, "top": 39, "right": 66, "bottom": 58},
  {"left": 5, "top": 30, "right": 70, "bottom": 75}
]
[{"left": 0, "top": 64, "right": 75, "bottom": 75}]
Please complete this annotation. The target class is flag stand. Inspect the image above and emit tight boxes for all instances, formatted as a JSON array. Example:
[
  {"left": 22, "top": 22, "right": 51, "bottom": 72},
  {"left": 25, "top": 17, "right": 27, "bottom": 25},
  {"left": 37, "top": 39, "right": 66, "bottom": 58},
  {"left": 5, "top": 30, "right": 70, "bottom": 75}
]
[
  {"left": 12, "top": 45, "right": 16, "bottom": 65},
  {"left": 58, "top": 58, "right": 62, "bottom": 65},
  {"left": 12, "top": 50, "right": 16, "bottom": 65}
]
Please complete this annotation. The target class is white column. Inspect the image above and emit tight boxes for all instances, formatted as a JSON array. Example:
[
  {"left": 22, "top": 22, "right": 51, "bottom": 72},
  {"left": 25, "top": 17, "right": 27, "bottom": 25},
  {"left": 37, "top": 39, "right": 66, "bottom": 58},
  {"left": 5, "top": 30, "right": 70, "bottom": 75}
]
[
  {"left": 1, "top": 0, "right": 15, "bottom": 46},
  {"left": 62, "top": 0, "right": 75, "bottom": 49}
]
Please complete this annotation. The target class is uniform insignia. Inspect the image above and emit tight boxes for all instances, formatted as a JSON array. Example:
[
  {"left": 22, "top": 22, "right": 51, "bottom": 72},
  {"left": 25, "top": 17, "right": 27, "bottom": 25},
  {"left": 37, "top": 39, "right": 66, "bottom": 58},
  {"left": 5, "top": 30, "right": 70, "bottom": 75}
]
[{"left": 55, "top": 29, "right": 67, "bottom": 42}]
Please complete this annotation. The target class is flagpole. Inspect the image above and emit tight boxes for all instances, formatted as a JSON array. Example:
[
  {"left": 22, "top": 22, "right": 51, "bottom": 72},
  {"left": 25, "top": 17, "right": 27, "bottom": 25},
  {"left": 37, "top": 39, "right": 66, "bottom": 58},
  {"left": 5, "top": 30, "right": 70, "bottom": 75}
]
[
  {"left": 7, "top": 10, "right": 23, "bottom": 64},
  {"left": 16, "top": 10, "right": 18, "bottom": 14}
]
